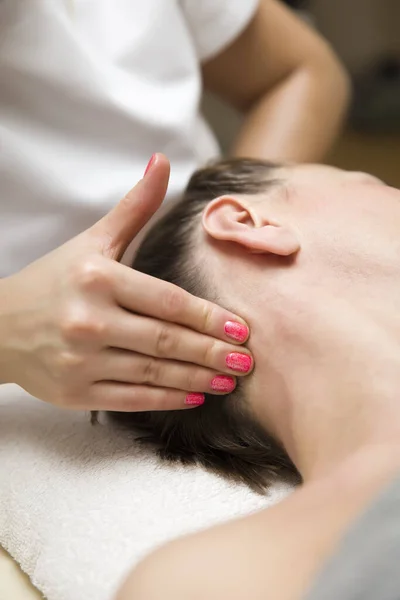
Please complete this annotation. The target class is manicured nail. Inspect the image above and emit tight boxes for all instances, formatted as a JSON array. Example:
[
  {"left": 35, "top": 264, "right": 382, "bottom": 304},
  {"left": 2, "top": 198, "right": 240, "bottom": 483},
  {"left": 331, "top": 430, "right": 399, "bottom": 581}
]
[
  {"left": 185, "top": 393, "right": 205, "bottom": 406},
  {"left": 225, "top": 352, "right": 252, "bottom": 373},
  {"left": 211, "top": 375, "right": 236, "bottom": 393},
  {"left": 144, "top": 154, "right": 156, "bottom": 176},
  {"left": 224, "top": 321, "right": 249, "bottom": 343}
]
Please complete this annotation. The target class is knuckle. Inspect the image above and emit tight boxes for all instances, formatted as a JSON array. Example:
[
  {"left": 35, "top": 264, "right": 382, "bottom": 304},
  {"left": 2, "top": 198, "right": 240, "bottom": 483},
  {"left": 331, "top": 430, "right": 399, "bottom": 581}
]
[
  {"left": 127, "top": 389, "right": 155, "bottom": 412},
  {"left": 182, "top": 369, "right": 200, "bottom": 392},
  {"left": 60, "top": 308, "right": 106, "bottom": 342},
  {"left": 199, "top": 302, "right": 214, "bottom": 332},
  {"left": 73, "top": 257, "right": 109, "bottom": 292},
  {"left": 54, "top": 350, "right": 86, "bottom": 379},
  {"left": 154, "top": 324, "right": 176, "bottom": 358},
  {"left": 202, "top": 338, "right": 219, "bottom": 367},
  {"left": 121, "top": 391, "right": 143, "bottom": 411},
  {"left": 140, "top": 388, "right": 171, "bottom": 411},
  {"left": 161, "top": 286, "right": 185, "bottom": 321},
  {"left": 140, "top": 358, "right": 161, "bottom": 385},
  {"left": 119, "top": 193, "right": 132, "bottom": 214},
  {"left": 84, "top": 317, "right": 107, "bottom": 340},
  {"left": 150, "top": 393, "right": 170, "bottom": 411}
]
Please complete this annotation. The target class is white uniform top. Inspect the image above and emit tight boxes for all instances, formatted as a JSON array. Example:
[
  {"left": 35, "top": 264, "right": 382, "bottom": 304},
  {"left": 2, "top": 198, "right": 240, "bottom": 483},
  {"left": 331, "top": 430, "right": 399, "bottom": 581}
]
[{"left": 0, "top": 0, "right": 258, "bottom": 276}]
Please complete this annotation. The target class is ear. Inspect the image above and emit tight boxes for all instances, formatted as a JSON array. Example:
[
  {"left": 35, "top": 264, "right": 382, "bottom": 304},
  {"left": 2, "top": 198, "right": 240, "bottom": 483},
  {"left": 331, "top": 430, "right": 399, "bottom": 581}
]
[{"left": 202, "top": 196, "right": 300, "bottom": 256}]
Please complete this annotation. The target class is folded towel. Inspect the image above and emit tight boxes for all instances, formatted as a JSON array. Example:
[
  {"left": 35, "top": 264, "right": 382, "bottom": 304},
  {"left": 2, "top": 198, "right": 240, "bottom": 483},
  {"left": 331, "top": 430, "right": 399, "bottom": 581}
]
[{"left": 0, "top": 384, "right": 292, "bottom": 600}]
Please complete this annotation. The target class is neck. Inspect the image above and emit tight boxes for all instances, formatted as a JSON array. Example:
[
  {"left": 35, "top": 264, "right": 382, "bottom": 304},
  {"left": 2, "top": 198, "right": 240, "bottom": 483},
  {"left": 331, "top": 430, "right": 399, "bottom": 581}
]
[{"left": 247, "top": 291, "right": 400, "bottom": 482}]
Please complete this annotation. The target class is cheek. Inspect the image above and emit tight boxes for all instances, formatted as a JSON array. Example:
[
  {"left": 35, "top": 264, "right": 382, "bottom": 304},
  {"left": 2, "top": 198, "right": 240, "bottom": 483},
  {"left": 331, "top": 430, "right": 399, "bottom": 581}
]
[
  {"left": 292, "top": 182, "right": 399, "bottom": 256},
  {"left": 307, "top": 185, "right": 382, "bottom": 232}
]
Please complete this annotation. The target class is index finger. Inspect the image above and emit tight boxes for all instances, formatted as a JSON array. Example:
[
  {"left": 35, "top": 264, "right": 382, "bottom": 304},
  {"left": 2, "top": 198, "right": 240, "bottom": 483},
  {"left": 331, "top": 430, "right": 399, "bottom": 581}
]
[{"left": 112, "top": 262, "right": 249, "bottom": 344}]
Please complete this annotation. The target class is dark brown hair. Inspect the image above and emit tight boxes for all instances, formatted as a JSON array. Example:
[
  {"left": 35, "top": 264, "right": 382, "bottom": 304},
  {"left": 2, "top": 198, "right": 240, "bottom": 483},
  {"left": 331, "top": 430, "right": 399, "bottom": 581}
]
[{"left": 107, "top": 159, "right": 300, "bottom": 493}]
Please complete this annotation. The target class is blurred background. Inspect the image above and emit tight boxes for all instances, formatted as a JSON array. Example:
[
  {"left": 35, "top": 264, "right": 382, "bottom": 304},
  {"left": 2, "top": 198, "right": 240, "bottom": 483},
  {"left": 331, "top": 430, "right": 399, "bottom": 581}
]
[{"left": 203, "top": 0, "right": 400, "bottom": 187}]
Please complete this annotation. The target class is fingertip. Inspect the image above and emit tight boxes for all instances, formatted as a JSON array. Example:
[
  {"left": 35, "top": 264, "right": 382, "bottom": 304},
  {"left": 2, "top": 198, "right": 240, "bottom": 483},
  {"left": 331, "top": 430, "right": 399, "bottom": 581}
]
[
  {"left": 224, "top": 320, "right": 249, "bottom": 344},
  {"left": 210, "top": 374, "right": 236, "bottom": 394},
  {"left": 144, "top": 154, "right": 157, "bottom": 176},
  {"left": 225, "top": 351, "right": 253, "bottom": 375},
  {"left": 184, "top": 393, "right": 205, "bottom": 407},
  {"left": 143, "top": 153, "right": 170, "bottom": 180}
]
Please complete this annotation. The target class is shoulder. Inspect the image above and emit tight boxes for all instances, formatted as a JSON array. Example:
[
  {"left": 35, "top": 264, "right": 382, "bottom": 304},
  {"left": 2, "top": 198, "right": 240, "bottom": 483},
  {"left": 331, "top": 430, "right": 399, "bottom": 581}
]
[
  {"left": 114, "top": 505, "right": 277, "bottom": 600},
  {"left": 115, "top": 536, "right": 208, "bottom": 600}
]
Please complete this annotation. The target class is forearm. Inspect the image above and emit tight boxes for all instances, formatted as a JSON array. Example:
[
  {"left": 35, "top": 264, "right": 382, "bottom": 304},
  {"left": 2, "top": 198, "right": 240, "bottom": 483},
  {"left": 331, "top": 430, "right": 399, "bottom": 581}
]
[{"left": 232, "top": 60, "right": 351, "bottom": 164}]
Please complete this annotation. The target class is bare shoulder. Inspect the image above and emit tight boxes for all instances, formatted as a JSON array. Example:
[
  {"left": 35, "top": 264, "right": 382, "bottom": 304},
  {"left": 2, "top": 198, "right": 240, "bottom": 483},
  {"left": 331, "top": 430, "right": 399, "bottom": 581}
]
[
  {"left": 115, "top": 509, "right": 272, "bottom": 600},
  {"left": 114, "top": 487, "right": 315, "bottom": 600},
  {"left": 114, "top": 485, "right": 315, "bottom": 600}
]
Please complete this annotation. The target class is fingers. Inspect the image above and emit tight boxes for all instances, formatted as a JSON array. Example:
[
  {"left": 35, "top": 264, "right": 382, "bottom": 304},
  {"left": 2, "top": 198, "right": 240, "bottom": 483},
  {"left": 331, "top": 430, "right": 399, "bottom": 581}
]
[
  {"left": 95, "top": 349, "right": 237, "bottom": 395},
  {"left": 112, "top": 262, "right": 250, "bottom": 344},
  {"left": 106, "top": 312, "right": 253, "bottom": 376},
  {"left": 88, "top": 382, "right": 206, "bottom": 412},
  {"left": 93, "top": 153, "right": 171, "bottom": 261}
]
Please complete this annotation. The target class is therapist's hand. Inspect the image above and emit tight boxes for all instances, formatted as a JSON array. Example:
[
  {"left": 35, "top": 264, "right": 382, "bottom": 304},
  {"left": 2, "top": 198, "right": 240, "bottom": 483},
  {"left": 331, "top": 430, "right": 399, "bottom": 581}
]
[{"left": 0, "top": 154, "right": 252, "bottom": 412}]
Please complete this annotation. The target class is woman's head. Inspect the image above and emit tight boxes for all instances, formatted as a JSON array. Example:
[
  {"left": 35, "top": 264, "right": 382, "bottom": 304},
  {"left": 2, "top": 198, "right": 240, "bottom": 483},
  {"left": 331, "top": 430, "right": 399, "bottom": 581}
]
[
  {"left": 109, "top": 159, "right": 299, "bottom": 492},
  {"left": 108, "top": 157, "right": 399, "bottom": 491}
]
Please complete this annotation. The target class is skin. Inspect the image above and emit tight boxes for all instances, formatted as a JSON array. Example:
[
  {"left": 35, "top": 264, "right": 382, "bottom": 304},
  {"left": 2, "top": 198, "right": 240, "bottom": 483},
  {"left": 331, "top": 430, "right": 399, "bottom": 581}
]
[
  {"left": 203, "top": 0, "right": 351, "bottom": 163},
  {"left": 0, "top": 155, "right": 253, "bottom": 412},
  {"left": 116, "top": 165, "right": 400, "bottom": 599}
]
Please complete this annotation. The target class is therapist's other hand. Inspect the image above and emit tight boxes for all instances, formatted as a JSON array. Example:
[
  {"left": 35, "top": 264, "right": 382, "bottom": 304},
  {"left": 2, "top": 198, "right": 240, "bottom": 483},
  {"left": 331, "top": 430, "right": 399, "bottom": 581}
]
[{"left": 0, "top": 154, "right": 252, "bottom": 412}]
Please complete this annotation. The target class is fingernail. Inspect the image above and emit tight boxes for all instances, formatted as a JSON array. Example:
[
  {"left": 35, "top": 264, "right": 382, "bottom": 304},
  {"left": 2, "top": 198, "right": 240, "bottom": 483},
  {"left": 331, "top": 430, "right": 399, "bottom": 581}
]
[
  {"left": 210, "top": 375, "right": 236, "bottom": 393},
  {"left": 144, "top": 154, "right": 156, "bottom": 176},
  {"left": 224, "top": 321, "right": 249, "bottom": 343},
  {"left": 185, "top": 393, "right": 205, "bottom": 406},
  {"left": 226, "top": 352, "right": 252, "bottom": 373}
]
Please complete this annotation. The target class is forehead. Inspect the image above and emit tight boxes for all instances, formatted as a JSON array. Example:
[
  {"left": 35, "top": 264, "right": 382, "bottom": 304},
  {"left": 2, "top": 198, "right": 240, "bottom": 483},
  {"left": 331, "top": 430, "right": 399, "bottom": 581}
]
[{"left": 282, "top": 164, "right": 385, "bottom": 187}]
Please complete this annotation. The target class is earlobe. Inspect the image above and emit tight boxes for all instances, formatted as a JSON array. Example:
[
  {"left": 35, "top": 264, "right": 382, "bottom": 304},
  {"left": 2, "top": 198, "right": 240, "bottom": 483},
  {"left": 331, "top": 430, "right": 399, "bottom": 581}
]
[{"left": 202, "top": 196, "right": 300, "bottom": 257}]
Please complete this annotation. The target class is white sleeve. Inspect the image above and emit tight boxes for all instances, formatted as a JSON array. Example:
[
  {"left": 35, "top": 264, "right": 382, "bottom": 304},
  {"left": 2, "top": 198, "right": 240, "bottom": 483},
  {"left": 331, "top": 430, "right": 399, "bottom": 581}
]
[{"left": 179, "top": 0, "right": 260, "bottom": 63}]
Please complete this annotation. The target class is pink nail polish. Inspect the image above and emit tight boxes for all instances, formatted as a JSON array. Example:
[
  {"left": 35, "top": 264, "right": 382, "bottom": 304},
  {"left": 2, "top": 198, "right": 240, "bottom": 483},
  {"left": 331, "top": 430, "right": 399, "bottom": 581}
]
[
  {"left": 144, "top": 154, "right": 156, "bottom": 176},
  {"left": 211, "top": 375, "right": 236, "bottom": 393},
  {"left": 225, "top": 352, "right": 252, "bottom": 373},
  {"left": 185, "top": 393, "right": 205, "bottom": 406},
  {"left": 224, "top": 321, "right": 249, "bottom": 343}
]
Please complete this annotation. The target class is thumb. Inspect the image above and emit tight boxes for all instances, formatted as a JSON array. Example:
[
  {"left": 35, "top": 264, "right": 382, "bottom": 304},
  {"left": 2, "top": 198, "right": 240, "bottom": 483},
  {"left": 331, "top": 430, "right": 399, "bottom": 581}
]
[{"left": 92, "top": 153, "right": 170, "bottom": 260}]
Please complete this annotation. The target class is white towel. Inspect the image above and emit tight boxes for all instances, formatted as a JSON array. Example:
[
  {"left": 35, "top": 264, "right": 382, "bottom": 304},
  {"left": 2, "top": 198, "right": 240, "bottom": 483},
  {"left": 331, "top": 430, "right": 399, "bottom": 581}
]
[{"left": 0, "top": 384, "right": 292, "bottom": 600}]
